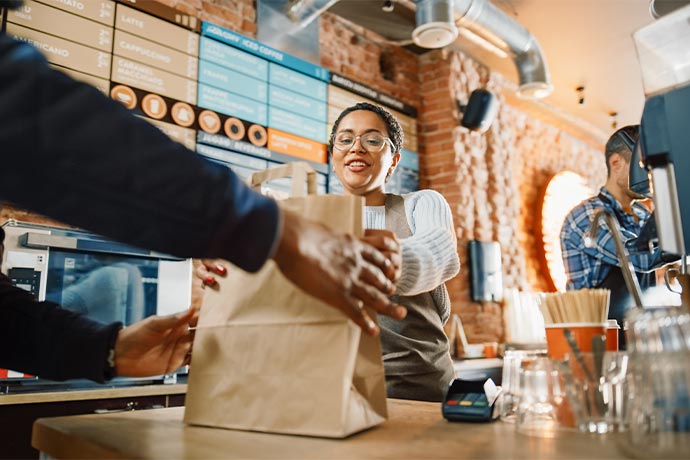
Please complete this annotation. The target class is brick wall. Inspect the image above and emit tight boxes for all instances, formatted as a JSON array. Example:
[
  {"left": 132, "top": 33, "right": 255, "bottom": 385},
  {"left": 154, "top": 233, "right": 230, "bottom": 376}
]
[{"left": 1, "top": 1, "right": 605, "bottom": 343}]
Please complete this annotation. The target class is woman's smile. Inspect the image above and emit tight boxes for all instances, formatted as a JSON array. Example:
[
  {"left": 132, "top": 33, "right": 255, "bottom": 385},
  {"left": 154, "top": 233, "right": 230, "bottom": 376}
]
[{"left": 345, "top": 158, "right": 371, "bottom": 173}]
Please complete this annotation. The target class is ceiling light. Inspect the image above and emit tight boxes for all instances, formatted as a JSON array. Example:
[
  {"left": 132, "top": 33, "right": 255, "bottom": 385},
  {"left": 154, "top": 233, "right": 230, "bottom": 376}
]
[
  {"left": 576, "top": 85, "right": 586, "bottom": 105},
  {"left": 412, "top": 0, "right": 458, "bottom": 49},
  {"left": 609, "top": 111, "right": 619, "bottom": 130},
  {"left": 516, "top": 81, "right": 553, "bottom": 99},
  {"left": 382, "top": 0, "right": 394, "bottom": 13},
  {"left": 412, "top": 22, "right": 458, "bottom": 48}
]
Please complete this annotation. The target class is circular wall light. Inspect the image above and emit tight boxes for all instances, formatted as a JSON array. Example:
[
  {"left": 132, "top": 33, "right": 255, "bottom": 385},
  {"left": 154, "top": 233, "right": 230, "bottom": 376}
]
[{"left": 536, "top": 171, "right": 594, "bottom": 291}]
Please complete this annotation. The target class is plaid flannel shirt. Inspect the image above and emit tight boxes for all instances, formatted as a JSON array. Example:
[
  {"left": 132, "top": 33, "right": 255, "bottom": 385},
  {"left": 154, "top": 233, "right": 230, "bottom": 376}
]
[{"left": 560, "top": 187, "right": 662, "bottom": 291}]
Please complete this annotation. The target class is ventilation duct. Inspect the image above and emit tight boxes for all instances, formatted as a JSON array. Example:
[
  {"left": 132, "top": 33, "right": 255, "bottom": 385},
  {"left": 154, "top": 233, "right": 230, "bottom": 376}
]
[
  {"left": 284, "top": 0, "right": 340, "bottom": 30},
  {"left": 454, "top": 0, "right": 552, "bottom": 98},
  {"left": 283, "top": 0, "right": 552, "bottom": 99},
  {"left": 412, "top": 0, "right": 458, "bottom": 48},
  {"left": 413, "top": 0, "right": 552, "bottom": 98}
]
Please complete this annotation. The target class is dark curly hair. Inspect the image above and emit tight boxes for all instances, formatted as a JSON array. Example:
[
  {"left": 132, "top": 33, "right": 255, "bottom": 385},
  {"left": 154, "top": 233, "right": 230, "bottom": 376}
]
[{"left": 327, "top": 102, "right": 404, "bottom": 156}]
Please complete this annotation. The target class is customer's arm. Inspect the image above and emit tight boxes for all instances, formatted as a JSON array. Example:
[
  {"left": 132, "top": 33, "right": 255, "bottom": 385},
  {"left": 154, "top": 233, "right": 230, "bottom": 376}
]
[
  {"left": 0, "top": 274, "right": 121, "bottom": 382},
  {"left": 396, "top": 190, "right": 460, "bottom": 296},
  {"left": 0, "top": 34, "right": 277, "bottom": 272}
]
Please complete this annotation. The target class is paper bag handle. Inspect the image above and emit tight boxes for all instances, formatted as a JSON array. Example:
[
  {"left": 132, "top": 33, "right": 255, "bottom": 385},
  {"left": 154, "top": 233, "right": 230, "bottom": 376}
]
[{"left": 250, "top": 162, "right": 317, "bottom": 197}]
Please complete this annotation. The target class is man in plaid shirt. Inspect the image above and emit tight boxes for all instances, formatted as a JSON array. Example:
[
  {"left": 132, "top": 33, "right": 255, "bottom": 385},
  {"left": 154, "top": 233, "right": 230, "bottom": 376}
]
[{"left": 560, "top": 125, "right": 669, "bottom": 346}]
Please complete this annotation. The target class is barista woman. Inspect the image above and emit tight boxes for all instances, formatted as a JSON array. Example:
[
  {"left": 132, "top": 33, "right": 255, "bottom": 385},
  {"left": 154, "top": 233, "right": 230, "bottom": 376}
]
[{"left": 329, "top": 103, "right": 460, "bottom": 402}]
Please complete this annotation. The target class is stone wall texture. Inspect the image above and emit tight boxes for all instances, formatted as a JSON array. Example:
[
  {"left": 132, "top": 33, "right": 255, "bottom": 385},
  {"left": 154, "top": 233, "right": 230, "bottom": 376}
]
[{"left": 2, "top": 1, "right": 606, "bottom": 344}]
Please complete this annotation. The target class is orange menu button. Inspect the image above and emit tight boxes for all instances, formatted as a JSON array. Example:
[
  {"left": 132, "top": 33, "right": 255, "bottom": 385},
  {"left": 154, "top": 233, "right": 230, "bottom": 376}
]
[
  {"left": 110, "top": 85, "right": 137, "bottom": 110},
  {"left": 141, "top": 94, "right": 167, "bottom": 120}
]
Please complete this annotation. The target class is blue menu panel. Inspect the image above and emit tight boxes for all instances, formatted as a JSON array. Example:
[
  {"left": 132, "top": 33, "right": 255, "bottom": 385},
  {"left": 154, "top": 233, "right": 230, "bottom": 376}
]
[
  {"left": 198, "top": 60, "right": 267, "bottom": 103},
  {"left": 269, "top": 63, "right": 327, "bottom": 102},
  {"left": 199, "top": 36, "right": 268, "bottom": 81},
  {"left": 269, "top": 86, "right": 326, "bottom": 123},
  {"left": 269, "top": 107, "right": 327, "bottom": 144},
  {"left": 198, "top": 84, "right": 267, "bottom": 125}
]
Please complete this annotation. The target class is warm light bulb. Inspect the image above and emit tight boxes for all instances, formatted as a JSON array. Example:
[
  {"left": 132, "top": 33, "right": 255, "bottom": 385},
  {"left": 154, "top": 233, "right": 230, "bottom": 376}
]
[{"left": 540, "top": 171, "right": 594, "bottom": 291}]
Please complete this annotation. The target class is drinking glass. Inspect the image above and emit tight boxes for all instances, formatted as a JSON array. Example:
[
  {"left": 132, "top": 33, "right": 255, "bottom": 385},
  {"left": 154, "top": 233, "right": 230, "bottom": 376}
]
[
  {"left": 499, "top": 349, "right": 546, "bottom": 423},
  {"left": 562, "top": 351, "right": 629, "bottom": 434},
  {"left": 515, "top": 358, "right": 565, "bottom": 438}
]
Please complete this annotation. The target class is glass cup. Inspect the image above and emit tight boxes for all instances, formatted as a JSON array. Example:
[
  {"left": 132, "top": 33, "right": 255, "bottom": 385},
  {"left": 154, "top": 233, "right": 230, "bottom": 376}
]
[
  {"left": 622, "top": 350, "right": 690, "bottom": 458},
  {"left": 619, "top": 306, "right": 690, "bottom": 458},
  {"left": 515, "top": 358, "right": 566, "bottom": 438},
  {"left": 499, "top": 349, "right": 546, "bottom": 423},
  {"left": 562, "top": 351, "right": 630, "bottom": 434}
]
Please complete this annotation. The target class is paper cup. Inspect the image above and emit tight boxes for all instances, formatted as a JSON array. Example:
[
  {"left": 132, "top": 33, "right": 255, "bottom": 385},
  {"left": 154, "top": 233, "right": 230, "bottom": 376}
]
[
  {"left": 606, "top": 320, "right": 620, "bottom": 351},
  {"left": 544, "top": 323, "right": 607, "bottom": 359}
]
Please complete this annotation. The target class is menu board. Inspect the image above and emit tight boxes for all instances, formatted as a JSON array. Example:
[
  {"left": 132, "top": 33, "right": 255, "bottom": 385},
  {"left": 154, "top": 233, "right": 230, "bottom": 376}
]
[
  {"left": 195, "top": 22, "right": 330, "bottom": 194},
  {"left": 6, "top": 1, "right": 113, "bottom": 78},
  {"left": 109, "top": 2, "right": 199, "bottom": 148},
  {"left": 1, "top": 0, "right": 417, "bottom": 197}
]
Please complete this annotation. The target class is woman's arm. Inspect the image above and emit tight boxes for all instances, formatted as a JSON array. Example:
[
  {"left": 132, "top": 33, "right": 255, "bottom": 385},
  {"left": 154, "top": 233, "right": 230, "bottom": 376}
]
[{"left": 398, "top": 190, "right": 460, "bottom": 296}]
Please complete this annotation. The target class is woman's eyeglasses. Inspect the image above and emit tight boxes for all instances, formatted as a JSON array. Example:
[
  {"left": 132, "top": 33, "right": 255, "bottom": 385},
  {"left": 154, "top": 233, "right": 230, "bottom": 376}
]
[{"left": 332, "top": 132, "right": 393, "bottom": 153}]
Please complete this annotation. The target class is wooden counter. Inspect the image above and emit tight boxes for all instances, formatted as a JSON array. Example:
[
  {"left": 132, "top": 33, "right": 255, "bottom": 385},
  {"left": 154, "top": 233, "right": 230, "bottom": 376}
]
[
  {"left": 0, "top": 384, "right": 187, "bottom": 405},
  {"left": 32, "top": 399, "right": 633, "bottom": 459}
]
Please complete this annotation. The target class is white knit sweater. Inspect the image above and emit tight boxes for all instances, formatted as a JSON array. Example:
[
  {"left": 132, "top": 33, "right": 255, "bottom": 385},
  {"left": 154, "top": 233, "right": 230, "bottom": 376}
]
[{"left": 364, "top": 189, "right": 460, "bottom": 296}]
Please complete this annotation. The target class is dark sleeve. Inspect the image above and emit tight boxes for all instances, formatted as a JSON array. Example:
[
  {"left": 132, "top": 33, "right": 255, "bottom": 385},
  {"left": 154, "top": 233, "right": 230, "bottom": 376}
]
[
  {"left": 0, "top": 34, "right": 280, "bottom": 273},
  {"left": 0, "top": 274, "right": 121, "bottom": 382}
]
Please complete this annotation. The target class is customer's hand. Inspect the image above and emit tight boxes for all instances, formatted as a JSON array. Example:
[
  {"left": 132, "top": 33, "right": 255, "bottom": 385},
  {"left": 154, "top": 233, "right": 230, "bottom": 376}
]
[
  {"left": 362, "top": 229, "right": 402, "bottom": 285},
  {"left": 272, "top": 210, "right": 407, "bottom": 336},
  {"left": 114, "top": 308, "right": 198, "bottom": 377}
]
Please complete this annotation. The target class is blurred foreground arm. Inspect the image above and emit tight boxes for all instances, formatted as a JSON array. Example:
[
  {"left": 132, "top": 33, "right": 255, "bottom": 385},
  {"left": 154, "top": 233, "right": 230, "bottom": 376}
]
[{"left": 273, "top": 211, "right": 407, "bottom": 336}]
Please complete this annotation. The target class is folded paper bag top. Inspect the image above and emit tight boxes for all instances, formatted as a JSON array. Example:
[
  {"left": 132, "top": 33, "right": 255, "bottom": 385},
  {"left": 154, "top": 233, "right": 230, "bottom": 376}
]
[{"left": 184, "top": 162, "right": 388, "bottom": 438}]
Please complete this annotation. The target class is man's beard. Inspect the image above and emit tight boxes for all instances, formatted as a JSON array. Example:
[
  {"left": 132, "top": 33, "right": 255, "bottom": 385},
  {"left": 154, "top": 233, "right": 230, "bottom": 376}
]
[{"left": 626, "top": 188, "right": 648, "bottom": 201}]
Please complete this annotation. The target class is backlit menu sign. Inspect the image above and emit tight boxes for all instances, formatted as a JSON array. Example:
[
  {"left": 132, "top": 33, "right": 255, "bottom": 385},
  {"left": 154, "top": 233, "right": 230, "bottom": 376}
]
[
  {"left": 109, "top": 2, "right": 200, "bottom": 150},
  {"left": 6, "top": 0, "right": 114, "bottom": 87},
  {"left": 198, "top": 22, "right": 330, "bottom": 171}
]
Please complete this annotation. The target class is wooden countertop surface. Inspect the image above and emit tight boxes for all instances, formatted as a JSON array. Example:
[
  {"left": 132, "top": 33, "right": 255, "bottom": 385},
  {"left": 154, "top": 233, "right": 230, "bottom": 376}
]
[
  {"left": 0, "top": 384, "right": 187, "bottom": 406},
  {"left": 32, "top": 398, "right": 634, "bottom": 459}
]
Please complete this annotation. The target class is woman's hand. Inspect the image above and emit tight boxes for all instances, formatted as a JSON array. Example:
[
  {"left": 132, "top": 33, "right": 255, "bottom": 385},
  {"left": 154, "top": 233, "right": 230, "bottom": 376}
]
[
  {"left": 194, "top": 259, "right": 228, "bottom": 288},
  {"left": 362, "top": 229, "right": 402, "bottom": 286},
  {"left": 191, "top": 259, "right": 228, "bottom": 310}
]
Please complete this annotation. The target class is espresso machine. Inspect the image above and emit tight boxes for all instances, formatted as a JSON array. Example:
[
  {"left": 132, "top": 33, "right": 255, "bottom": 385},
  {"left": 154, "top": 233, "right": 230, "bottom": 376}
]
[{"left": 634, "top": 4, "right": 690, "bottom": 306}]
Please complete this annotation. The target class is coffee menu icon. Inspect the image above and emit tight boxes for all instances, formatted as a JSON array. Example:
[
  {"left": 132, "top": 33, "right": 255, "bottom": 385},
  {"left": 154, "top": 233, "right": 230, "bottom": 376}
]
[
  {"left": 172, "top": 102, "right": 195, "bottom": 128},
  {"left": 198, "top": 110, "right": 221, "bottom": 134},
  {"left": 111, "top": 85, "right": 137, "bottom": 109},
  {"left": 141, "top": 94, "right": 167, "bottom": 120}
]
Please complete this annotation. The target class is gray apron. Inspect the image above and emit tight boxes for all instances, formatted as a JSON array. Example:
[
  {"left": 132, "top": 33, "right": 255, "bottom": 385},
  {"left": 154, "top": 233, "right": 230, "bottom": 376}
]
[
  {"left": 377, "top": 194, "right": 455, "bottom": 402},
  {"left": 594, "top": 193, "right": 656, "bottom": 350}
]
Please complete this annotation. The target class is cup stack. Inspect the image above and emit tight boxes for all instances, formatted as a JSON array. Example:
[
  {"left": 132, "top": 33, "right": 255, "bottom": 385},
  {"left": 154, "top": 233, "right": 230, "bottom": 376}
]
[{"left": 539, "top": 289, "right": 610, "bottom": 359}]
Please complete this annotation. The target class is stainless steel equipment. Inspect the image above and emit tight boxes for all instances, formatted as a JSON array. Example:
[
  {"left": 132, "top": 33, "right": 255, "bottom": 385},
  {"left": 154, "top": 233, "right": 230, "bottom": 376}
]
[{"left": 0, "top": 220, "right": 192, "bottom": 384}]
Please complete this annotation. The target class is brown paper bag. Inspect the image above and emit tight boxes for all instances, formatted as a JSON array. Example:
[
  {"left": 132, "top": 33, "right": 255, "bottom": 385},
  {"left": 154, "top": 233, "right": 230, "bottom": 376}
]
[{"left": 184, "top": 162, "right": 388, "bottom": 438}]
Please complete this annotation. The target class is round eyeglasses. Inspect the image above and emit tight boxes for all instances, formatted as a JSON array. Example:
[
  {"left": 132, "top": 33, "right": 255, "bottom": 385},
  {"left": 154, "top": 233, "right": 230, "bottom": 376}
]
[{"left": 332, "top": 132, "right": 394, "bottom": 153}]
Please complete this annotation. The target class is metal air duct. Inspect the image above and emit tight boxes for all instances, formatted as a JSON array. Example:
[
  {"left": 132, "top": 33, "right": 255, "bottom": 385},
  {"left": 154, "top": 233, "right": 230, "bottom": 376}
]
[
  {"left": 414, "top": 0, "right": 553, "bottom": 99},
  {"left": 284, "top": 0, "right": 340, "bottom": 29}
]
